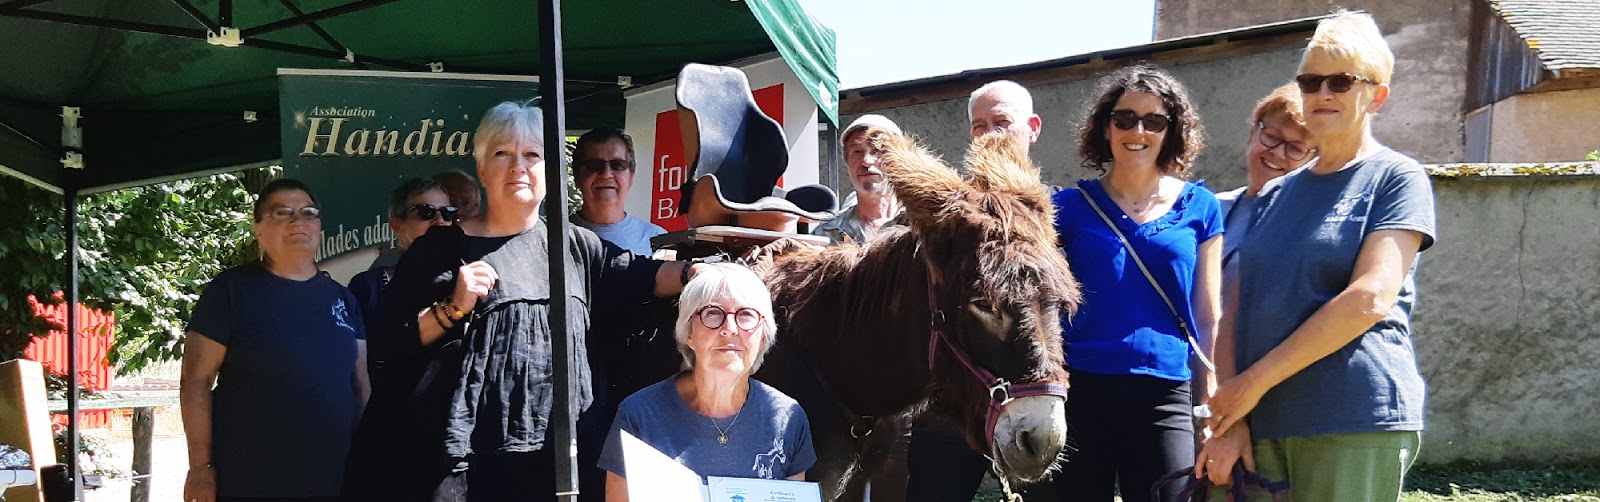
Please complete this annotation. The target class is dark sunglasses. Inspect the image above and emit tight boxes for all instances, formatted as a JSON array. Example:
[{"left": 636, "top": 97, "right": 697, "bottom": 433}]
[
  {"left": 578, "top": 159, "right": 634, "bottom": 173},
  {"left": 1295, "top": 72, "right": 1377, "bottom": 94},
  {"left": 1256, "top": 122, "right": 1313, "bottom": 161},
  {"left": 1109, "top": 110, "right": 1171, "bottom": 134},
  {"left": 693, "top": 305, "right": 764, "bottom": 332},
  {"left": 404, "top": 204, "right": 459, "bottom": 222}
]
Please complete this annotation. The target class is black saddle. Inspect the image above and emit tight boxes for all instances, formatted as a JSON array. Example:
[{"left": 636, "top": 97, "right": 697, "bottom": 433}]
[{"left": 674, "top": 63, "right": 837, "bottom": 232}]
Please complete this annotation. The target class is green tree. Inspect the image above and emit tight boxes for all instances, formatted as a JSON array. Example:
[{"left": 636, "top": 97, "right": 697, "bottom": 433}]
[
  {"left": 1586, "top": 150, "right": 1599, "bottom": 161},
  {"left": 0, "top": 172, "right": 258, "bottom": 373}
]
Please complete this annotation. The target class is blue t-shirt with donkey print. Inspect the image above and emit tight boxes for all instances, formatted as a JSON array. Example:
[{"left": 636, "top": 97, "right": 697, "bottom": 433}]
[{"left": 599, "top": 375, "right": 815, "bottom": 480}]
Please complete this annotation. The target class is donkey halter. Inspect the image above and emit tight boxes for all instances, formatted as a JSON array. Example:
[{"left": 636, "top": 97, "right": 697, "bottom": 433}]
[{"left": 925, "top": 280, "right": 1068, "bottom": 453}]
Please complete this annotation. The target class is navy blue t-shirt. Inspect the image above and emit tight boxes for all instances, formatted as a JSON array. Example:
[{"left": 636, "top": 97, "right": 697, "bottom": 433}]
[
  {"left": 1051, "top": 179, "right": 1224, "bottom": 381},
  {"left": 187, "top": 264, "right": 365, "bottom": 497},
  {"left": 1237, "top": 147, "right": 1436, "bottom": 440}
]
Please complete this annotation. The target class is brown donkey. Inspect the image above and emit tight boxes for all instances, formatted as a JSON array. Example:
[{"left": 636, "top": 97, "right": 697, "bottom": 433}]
[{"left": 750, "top": 132, "right": 1082, "bottom": 501}]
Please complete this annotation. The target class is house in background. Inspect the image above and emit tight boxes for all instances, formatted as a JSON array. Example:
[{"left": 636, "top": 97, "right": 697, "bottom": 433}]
[
  {"left": 1464, "top": 0, "right": 1600, "bottom": 162},
  {"left": 1153, "top": 0, "right": 1600, "bottom": 163}
]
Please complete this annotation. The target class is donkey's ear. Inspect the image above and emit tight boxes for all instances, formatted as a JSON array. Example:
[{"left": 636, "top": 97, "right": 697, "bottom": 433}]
[
  {"left": 964, "top": 132, "right": 1049, "bottom": 203},
  {"left": 875, "top": 132, "right": 968, "bottom": 227}
]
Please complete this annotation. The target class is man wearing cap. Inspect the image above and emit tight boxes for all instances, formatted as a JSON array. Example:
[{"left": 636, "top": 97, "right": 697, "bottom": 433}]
[{"left": 813, "top": 114, "right": 905, "bottom": 245}]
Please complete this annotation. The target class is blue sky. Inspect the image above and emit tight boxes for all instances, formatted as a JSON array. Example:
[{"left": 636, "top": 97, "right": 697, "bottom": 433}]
[{"left": 796, "top": 0, "right": 1159, "bottom": 89}]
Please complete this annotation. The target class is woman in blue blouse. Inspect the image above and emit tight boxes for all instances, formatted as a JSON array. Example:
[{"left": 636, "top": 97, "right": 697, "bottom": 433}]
[{"left": 1049, "top": 64, "right": 1222, "bottom": 502}]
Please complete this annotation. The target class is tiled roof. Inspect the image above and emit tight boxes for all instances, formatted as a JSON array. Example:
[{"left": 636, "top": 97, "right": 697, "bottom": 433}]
[{"left": 1492, "top": 0, "right": 1600, "bottom": 70}]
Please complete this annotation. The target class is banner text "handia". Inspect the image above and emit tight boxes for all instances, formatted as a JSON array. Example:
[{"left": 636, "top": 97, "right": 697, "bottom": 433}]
[{"left": 301, "top": 118, "right": 473, "bottom": 158}]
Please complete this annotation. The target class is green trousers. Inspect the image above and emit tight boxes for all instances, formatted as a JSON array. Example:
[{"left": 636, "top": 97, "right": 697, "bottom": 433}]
[{"left": 1212, "top": 430, "right": 1421, "bottom": 501}]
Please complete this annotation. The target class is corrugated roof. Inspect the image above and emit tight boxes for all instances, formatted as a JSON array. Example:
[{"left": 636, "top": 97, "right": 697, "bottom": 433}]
[{"left": 1492, "top": 0, "right": 1600, "bottom": 70}]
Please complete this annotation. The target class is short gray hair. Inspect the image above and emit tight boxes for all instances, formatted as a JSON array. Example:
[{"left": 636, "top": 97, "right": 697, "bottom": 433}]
[
  {"left": 968, "top": 80, "right": 1035, "bottom": 121},
  {"left": 473, "top": 100, "right": 545, "bottom": 164},
  {"left": 675, "top": 263, "right": 778, "bottom": 371}
]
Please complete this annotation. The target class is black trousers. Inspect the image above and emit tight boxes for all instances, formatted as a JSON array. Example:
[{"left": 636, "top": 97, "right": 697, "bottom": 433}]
[
  {"left": 431, "top": 450, "right": 557, "bottom": 502},
  {"left": 1053, "top": 370, "right": 1194, "bottom": 502},
  {"left": 905, "top": 417, "right": 991, "bottom": 502}
]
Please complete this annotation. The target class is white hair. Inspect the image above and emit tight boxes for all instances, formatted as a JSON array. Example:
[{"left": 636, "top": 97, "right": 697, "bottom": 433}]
[
  {"left": 473, "top": 100, "right": 545, "bottom": 164},
  {"left": 968, "top": 80, "right": 1035, "bottom": 121},
  {"left": 675, "top": 263, "right": 779, "bottom": 371}
]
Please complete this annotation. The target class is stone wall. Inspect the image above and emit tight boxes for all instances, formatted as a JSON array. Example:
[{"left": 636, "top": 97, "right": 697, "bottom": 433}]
[{"left": 1413, "top": 174, "right": 1600, "bottom": 464}]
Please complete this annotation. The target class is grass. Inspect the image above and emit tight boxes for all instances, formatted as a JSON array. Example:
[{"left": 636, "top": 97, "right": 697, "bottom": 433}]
[
  {"left": 1401, "top": 463, "right": 1600, "bottom": 502},
  {"left": 969, "top": 463, "right": 1600, "bottom": 501}
]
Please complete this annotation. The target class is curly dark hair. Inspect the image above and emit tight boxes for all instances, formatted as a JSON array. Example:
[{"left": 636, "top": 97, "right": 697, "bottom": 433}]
[{"left": 1076, "top": 63, "right": 1205, "bottom": 175}]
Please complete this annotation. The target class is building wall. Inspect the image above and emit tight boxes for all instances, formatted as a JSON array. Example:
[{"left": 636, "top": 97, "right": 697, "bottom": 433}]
[
  {"left": 1484, "top": 88, "right": 1600, "bottom": 163},
  {"left": 842, "top": 46, "right": 1307, "bottom": 193},
  {"left": 1154, "top": 0, "right": 1473, "bottom": 164},
  {"left": 1417, "top": 176, "right": 1600, "bottom": 464}
]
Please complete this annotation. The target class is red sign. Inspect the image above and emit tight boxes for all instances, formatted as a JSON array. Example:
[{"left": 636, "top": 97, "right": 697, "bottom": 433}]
[{"left": 650, "top": 84, "right": 785, "bottom": 232}]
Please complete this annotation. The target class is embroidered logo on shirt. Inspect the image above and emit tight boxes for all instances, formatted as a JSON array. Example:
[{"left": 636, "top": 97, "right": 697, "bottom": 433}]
[
  {"left": 331, "top": 298, "right": 355, "bottom": 332},
  {"left": 751, "top": 437, "right": 787, "bottom": 479},
  {"left": 1325, "top": 193, "right": 1372, "bottom": 224}
]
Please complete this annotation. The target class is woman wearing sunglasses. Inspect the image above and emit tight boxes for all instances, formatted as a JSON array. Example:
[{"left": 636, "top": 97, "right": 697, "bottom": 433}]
[
  {"left": 1048, "top": 64, "right": 1221, "bottom": 502},
  {"left": 182, "top": 178, "right": 369, "bottom": 502},
  {"left": 348, "top": 177, "right": 458, "bottom": 346},
  {"left": 598, "top": 263, "right": 814, "bottom": 501},
  {"left": 348, "top": 101, "right": 702, "bottom": 502},
  {"left": 1200, "top": 11, "right": 1436, "bottom": 501},
  {"left": 342, "top": 177, "right": 458, "bottom": 496}
]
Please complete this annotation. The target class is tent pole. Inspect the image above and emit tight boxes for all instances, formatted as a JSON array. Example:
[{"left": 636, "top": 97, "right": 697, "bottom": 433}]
[
  {"left": 65, "top": 186, "right": 84, "bottom": 502},
  {"left": 537, "top": 0, "right": 577, "bottom": 500}
]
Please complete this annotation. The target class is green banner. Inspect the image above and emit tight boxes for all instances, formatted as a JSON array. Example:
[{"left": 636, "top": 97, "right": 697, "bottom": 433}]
[{"left": 279, "top": 69, "right": 537, "bottom": 262}]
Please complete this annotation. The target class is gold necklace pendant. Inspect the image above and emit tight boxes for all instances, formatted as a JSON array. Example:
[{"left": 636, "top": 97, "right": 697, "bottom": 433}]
[{"left": 718, "top": 434, "right": 729, "bottom": 445}]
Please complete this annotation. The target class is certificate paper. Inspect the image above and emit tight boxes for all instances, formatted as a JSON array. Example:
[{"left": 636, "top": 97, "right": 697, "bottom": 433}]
[
  {"left": 705, "top": 476, "right": 822, "bottom": 502},
  {"left": 619, "top": 430, "right": 822, "bottom": 502}
]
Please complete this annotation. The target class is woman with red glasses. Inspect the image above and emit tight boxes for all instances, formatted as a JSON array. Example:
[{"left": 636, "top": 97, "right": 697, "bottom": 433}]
[
  {"left": 1200, "top": 11, "right": 1436, "bottom": 501},
  {"left": 1214, "top": 83, "right": 1315, "bottom": 317},
  {"left": 1047, "top": 64, "right": 1222, "bottom": 502},
  {"left": 598, "top": 262, "right": 814, "bottom": 501}
]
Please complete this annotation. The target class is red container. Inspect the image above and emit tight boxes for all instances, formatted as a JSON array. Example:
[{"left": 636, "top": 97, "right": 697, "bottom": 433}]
[{"left": 22, "top": 293, "right": 115, "bottom": 429}]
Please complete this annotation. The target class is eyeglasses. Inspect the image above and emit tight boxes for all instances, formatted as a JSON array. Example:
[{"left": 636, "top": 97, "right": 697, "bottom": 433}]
[
  {"left": 1109, "top": 110, "right": 1171, "bottom": 134},
  {"left": 403, "top": 204, "right": 459, "bottom": 222},
  {"left": 693, "top": 305, "right": 764, "bottom": 332},
  {"left": 577, "top": 159, "right": 634, "bottom": 173},
  {"left": 265, "top": 206, "right": 321, "bottom": 222},
  {"left": 1294, "top": 73, "right": 1377, "bottom": 94},
  {"left": 1256, "top": 122, "right": 1313, "bottom": 161}
]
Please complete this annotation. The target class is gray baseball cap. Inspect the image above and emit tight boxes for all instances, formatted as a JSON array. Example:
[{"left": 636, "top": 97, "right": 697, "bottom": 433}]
[{"left": 840, "top": 114, "right": 902, "bottom": 146}]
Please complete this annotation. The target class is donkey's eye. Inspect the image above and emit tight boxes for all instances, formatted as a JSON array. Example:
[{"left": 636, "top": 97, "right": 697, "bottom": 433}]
[{"left": 970, "top": 297, "right": 995, "bottom": 312}]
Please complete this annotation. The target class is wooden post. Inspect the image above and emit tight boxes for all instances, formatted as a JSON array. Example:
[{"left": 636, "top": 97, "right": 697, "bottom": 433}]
[{"left": 130, "top": 408, "right": 153, "bottom": 502}]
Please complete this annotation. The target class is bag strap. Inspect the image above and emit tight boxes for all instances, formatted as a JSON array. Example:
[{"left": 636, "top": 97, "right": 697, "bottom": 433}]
[{"left": 1075, "top": 187, "right": 1216, "bottom": 373}]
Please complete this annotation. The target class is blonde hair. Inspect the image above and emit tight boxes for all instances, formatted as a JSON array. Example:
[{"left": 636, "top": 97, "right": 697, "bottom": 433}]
[
  {"left": 674, "top": 263, "right": 779, "bottom": 371},
  {"left": 1251, "top": 82, "right": 1307, "bottom": 129},
  {"left": 1301, "top": 10, "right": 1395, "bottom": 84}
]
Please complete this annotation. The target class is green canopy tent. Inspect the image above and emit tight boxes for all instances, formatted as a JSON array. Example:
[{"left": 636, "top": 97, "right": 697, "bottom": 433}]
[{"left": 0, "top": 0, "right": 835, "bottom": 498}]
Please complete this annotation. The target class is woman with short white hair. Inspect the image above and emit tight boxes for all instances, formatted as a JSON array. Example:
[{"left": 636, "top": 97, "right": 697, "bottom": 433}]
[
  {"left": 598, "top": 263, "right": 814, "bottom": 501},
  {"left": 349, "top": 100, "right": 702, "bottom": 502},
  {"left": 1199, "top": 11, "right": 1437, "bottom": 500}
]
